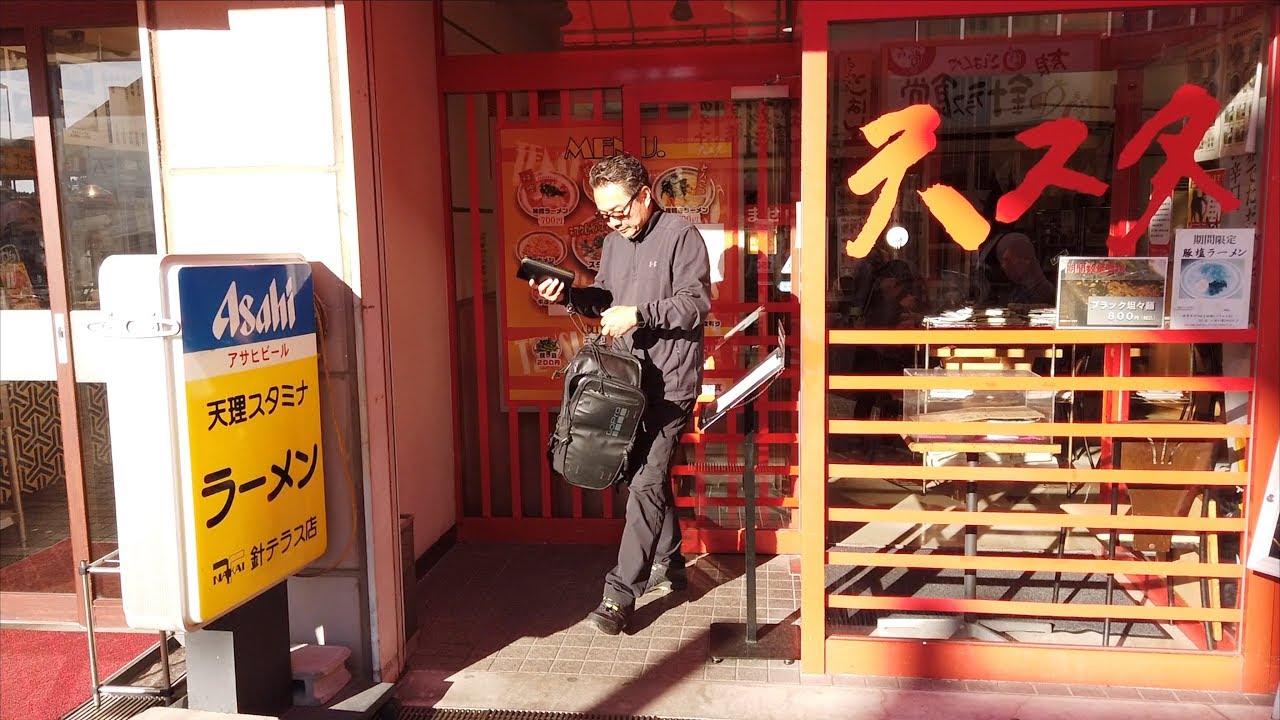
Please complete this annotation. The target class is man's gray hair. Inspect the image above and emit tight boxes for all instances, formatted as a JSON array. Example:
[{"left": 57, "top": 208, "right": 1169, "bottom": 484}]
[{"left": 588, "top": 154, "right": 650, "bottom": 196}]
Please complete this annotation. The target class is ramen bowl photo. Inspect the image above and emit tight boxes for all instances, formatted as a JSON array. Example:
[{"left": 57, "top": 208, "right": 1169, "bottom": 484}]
[
  {"left": 517, "top": 170, "right": 579, "bottom": 220},
  {"left": 652, "top": 165, "right": 717, "bottom": 215},
  {"left": 515, "top": 231, "right": 568, "bottom": 265},
  {"left": 1180, "top": 259, "right": 1244, "bottom": 300}
]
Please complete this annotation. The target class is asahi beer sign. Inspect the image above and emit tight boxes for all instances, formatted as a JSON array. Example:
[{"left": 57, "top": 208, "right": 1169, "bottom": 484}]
[{"left": 177, "top": 262, "right": 326, "bottom": 621}]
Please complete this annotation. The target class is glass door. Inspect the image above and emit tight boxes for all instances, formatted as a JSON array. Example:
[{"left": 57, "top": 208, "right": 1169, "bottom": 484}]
[
  {"left": 624, "top": 82, "right": 801, "bottom": 548},
  {"left": 0, "top": 35, "right": 77, "bottom": 607},
  {"left": 0, "top": 7, "right": 156, "bottom": 624},
  {"left": 46, "top": 24, "right": 158, "bottom": 602}
]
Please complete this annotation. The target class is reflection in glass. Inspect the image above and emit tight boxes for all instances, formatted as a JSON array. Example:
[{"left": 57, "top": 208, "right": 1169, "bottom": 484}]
[
  {"left": 0, "top": 44, "right": 74, "bottom": 595},
  {"left": 47, "top": 27, "right": 156, "bottom": 311},
  {"left": 824, "top": 4, "right": 1268, "bottom": 651},
  {"left": 47, "top": 27, "right": 160, "bottom": 597},
  {"left": 1, "top": 45, "right": 47, "bottom": 309}
]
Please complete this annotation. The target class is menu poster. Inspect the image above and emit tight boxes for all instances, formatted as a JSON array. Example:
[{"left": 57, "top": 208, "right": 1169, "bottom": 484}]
[
  {"left": 1055, "top": 256, "right": 1168, "bottom": 329},
  {"left": 1170, "top": 228, "right": 1254, "bottom": 329},
  {"left": 1147, "top": 195, "right": 1174, "bottom": 254},
  {"left": 496, "top": 125, "right": 610, "bottom": 402},
  {"left": 497, "top": 116, "right": 737, "bottom": 402},
  {"left": 1186, "top": 168, "right": 1227, "bottom": 228}
]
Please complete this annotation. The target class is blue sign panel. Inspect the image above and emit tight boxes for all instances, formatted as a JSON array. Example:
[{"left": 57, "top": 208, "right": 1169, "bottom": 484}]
[{"left": 177, "top": 264, "right": 316, "bottom": 353}]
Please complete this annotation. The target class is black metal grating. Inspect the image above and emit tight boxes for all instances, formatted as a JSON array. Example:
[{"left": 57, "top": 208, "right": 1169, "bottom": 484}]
[
  {"left": 60, "top": 694, "right": 167, "bottom": 720},
  {"left": 395, "top": 710, "right": 694, "bottom": 720}
]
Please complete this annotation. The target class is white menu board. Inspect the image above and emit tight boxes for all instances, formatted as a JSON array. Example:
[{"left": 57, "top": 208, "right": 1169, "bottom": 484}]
[{"left": 1170, "top": 228, "right": 1254, "bottom": 329}]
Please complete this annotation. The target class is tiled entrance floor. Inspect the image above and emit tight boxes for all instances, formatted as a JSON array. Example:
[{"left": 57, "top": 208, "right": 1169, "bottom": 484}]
[
  {"left": 405, "top": 543, "right": 800, "bottom": 683},
  {"left": 397, "top": 543, "right": 1276, "bottom": 719}
]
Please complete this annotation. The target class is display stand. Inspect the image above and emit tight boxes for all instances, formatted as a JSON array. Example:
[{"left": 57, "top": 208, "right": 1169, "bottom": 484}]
[
  {"left": 903, "top": 440, "right": 1060, "bottom": 641},
  {"left": 700, "top": 338, "right": 797, "bottom": 664}
]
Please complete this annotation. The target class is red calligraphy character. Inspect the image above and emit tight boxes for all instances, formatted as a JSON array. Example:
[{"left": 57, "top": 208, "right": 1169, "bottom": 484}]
[
  {"left": 997, "top": 117, "right": 1107, "bottom": 223},
  {"left": 846, "top": 104, "right": 989, "bottom": 258},
  {"left": 1114, "top": 84, "right": 1239, "bottom": 256}
]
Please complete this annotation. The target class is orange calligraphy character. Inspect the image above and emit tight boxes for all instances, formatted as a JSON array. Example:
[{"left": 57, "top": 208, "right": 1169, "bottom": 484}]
[
  {"left": 1114, "top": 84, "right": 1239, "bottom": 256},
  {"left": 997, "top": 117, "right": 1107, "bottom": 223},
  {"left": 847, "top": 104, "right": 988, "bottom": 258}
]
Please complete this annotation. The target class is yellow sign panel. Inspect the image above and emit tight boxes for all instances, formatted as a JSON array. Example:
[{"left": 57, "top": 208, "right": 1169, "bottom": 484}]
[{"left": 177, "top": 263, "right": 325, "bottom": 623}]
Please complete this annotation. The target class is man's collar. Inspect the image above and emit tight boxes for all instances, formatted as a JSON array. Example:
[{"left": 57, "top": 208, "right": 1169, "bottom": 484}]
[{"left": 630, "top": 208, "right": 664, "bottom": 242}]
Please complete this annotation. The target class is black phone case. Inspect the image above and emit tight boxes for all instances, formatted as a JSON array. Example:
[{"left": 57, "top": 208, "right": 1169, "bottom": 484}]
[{"left": 517, "top": 257, "right": 575, "bottom": 286}]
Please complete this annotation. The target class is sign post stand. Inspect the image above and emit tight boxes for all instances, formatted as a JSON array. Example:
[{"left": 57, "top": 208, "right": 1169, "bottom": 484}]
[
  {"left": 185, "top": 583, "right": 292, "bottom": 714},
  {"left": 700, "top": 338, "right": 797, "bottom": 664}
]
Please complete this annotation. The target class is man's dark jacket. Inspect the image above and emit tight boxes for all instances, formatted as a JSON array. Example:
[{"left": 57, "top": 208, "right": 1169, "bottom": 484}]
[{"left": 565, "top": 209, "right": 711, "bottom": 401}]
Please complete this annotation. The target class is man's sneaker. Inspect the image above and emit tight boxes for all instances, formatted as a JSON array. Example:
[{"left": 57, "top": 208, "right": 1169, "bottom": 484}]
[
  {"left": 644, "top": 563, "right": 688, "bottom": 596},
  {"left": 587, "top": 597, "right": 631, "bottom": 635}
]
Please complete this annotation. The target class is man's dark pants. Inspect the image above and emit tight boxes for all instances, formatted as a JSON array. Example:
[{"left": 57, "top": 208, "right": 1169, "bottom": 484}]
[{"left": 603, "top": 397, "right": 694, "bottom": 606}]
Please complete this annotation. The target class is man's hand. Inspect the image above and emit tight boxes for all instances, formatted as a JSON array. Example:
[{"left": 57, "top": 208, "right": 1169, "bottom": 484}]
[
  {"left": 600, "top": 305, "right": 639, "bottom": 339},
  {"left": 530, "top": 277, "right": 565, "bottom": 303}
]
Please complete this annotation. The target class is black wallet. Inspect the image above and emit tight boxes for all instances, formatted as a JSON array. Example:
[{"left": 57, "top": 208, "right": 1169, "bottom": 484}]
[{"left": 516, "top": 257, "right": 575, "bottom": 286}]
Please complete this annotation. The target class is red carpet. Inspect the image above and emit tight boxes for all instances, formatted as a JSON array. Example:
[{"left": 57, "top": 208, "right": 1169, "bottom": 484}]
[
  {"left": 0, "top": 540, "right": 122, "bottom": 596},
  {"left": 0, "top": 628, "right": 156, "bottom": 720}
]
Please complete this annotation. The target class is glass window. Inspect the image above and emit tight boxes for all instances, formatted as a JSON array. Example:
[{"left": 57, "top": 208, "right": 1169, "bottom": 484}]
[
  {"left": 827, "top": 6, "right": 1269, "bottom": 330},
  {"left": 825, "top": 5, "right": 1270, "bottom": 652},
  {"left": 47, "top": 26, "right": 156, "bottom": 310}
]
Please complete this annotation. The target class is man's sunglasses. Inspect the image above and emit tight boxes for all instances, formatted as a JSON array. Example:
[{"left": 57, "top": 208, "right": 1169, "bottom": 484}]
[{"left": 596, "top": 188, "right": 642, "bottom": 221}]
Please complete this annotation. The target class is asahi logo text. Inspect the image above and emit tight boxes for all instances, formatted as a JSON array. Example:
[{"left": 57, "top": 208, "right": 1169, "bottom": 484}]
[{"left": 212, "top": 278, "right": 298, "bottom": 340}]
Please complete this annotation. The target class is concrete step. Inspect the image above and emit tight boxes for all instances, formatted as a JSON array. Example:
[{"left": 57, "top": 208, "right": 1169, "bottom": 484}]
[
  {"left": 134, "top": 709, "right": 277, "bottom": 720},
  {"left": 290, "top": 645, "right": 351, "bottom": 681}
]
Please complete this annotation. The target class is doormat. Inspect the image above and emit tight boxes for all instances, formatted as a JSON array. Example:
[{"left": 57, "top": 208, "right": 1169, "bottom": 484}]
[
  {"left": 60, "top": 694, "right": 165, "bottom": 720},
  {"left": 0, "top": 539, "right": 122, "bottom": 595},
  {"left": 396, "top": 710, "right": 694, "bottom": 720},
  {"left": 0, "top": 628, "right": 156, "bottom": 720}
]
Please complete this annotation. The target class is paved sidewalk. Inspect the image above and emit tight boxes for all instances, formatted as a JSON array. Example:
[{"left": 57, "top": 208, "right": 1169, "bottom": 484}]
[
  {"left": 399, "top": 667, "right": 1275, "bottom": 720},
  {"left": 396, "top": 544, "right": 1277, "bottom": 720}
]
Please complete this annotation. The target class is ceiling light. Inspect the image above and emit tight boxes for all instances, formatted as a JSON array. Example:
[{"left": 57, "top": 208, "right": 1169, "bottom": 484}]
[
  {"left": 671, "top": 0, "right": 693, "bottom": 22},
  {"left": 886, "top": 225, "right": 909, "bottom": 249},
  {"left": 782, "top": 26, "right": 793, "bottom": 33}
]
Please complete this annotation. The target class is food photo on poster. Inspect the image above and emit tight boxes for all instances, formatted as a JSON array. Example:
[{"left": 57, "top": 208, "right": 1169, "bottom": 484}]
[
  {"left": 1055, "top": 257, "right": 1168, "bottom": 329},
  {"left": 516, "top": 168, "right": 579, "bottom": 226},
  {"left": 652, "top": 164, "right": 720, "bottom": 220}
]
